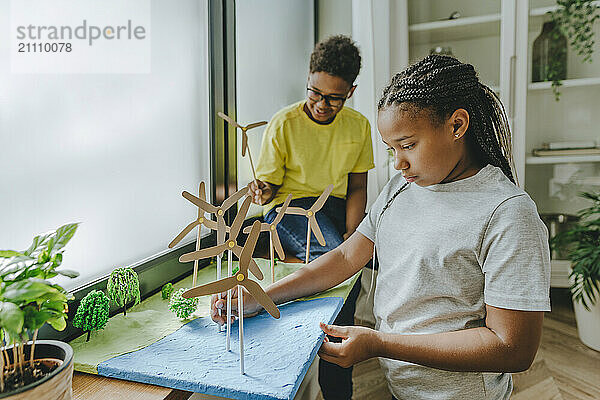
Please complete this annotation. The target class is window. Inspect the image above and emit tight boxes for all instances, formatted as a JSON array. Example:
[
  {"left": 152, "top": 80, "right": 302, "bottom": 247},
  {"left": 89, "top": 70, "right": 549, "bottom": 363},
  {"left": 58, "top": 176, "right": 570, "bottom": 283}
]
[{"left": 0, "top": 1, "right": 211, "bottom": 289}]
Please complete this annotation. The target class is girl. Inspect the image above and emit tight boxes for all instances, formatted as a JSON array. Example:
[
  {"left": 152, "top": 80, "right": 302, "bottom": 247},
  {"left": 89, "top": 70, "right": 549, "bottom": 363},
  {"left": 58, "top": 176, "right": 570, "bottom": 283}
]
[{"left": 213, "top": 55, "right": 551, "bottom": 399}]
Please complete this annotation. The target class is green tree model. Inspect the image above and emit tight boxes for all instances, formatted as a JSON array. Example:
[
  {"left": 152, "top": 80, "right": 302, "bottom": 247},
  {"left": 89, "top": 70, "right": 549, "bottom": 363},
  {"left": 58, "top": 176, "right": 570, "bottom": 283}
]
[
  {"left": 161, "top": 282, "right": 173, "bottom": 300},
  {"left": 169, "top": 288, "right": 198, "bottom": 319},
  {"left": 107, "top": 267, "right": 140, "bottom": 316},
  {"left": 73, "top": 290, "right": 110, "bottom": 341}
]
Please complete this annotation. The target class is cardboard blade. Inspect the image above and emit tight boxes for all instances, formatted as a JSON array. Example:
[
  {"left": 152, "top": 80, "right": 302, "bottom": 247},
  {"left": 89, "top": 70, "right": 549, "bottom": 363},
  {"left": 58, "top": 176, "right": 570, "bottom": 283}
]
[
  {"left": 179, "top": 243, "right": 228, "bottom": 262},
  {"left": 279, "top": 206, "right": 306, "bottom": 216},
  {"left": 272, "top": 194, "right": 292, "bottom": 226},
  {"left": 241, "top": 279, "right": 280, "bottom": 319},
  {"left": 217, "top": 216, "right": 226, "bottom": 245},
  {"left": 183, "top": 276, "right": 237, "bottom": 299},
  {"left": 222, "top": 187, "right": 248, "bottom": 211},
  {"left": 310, "top": 184, "right": 334, "bottom": 212},
  {"left": 245, "top": 121, "right": 268, "bottom": 130},
  {"left": 241, "top": 132, "right": 248, "bottom": 157},
  {"left": 229, "top": 197, "right": 251, "bottom": 240},
  {"left": 308, "top": 215, "right": 326, "bottom": 246},
  {"left": 271, "top": 230, "right": 286, "bottom": 261},
  {"left": 183, "top": 191, "right": 218, "bottom": 213},
  {"left": 168, "top": 220, "right": 200, "bottom": 248},
  {"left": 217, "top": 112, "right": 242, "bottom": 128}
]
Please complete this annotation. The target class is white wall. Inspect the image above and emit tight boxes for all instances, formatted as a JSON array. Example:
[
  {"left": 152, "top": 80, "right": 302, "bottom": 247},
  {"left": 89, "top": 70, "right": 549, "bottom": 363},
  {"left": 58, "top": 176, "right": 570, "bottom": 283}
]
[{"left": 0, "top": 0, "right": 210, "bottom": 289}]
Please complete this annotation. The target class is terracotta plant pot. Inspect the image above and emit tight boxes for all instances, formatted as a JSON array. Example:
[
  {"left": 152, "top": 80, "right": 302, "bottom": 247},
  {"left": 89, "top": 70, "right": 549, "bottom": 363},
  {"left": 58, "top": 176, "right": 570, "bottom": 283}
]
[{"left": 0, "top": 340, "right": 73, "bottom": 400}]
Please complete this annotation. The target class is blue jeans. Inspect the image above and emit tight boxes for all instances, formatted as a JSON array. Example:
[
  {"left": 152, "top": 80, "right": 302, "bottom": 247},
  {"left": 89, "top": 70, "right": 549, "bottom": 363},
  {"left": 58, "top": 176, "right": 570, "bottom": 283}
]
[{"left": 264, "top": 196, "right": 346, "bottom": 262}]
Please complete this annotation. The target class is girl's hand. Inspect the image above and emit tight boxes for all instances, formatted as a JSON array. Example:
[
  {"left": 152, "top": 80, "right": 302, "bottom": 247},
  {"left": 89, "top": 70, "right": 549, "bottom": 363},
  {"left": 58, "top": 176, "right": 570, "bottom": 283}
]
[
  {"left": 247, "top": 179, "right": 275, "bottom": 205},
  {"left": 210, "top": 288, "right": 261, "bottom": 326},
  {"left": 317, "top": 323, "right": 380, "bottom": 368}
]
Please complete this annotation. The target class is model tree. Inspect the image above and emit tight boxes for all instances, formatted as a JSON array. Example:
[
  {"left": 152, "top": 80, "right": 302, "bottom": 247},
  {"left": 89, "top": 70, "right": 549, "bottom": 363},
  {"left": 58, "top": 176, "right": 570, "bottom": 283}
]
[
  {"left": 73, "top": 290, "right": 110, "bottom": 341},
  {"left": 161, "top": 282, "right": 173, "bottom": 300},
  {"left": 107, "top": 267, "right": 140, "bottom": 316},
  {"left": 169, "top": 288, "right": 198, "bottom": 319}
]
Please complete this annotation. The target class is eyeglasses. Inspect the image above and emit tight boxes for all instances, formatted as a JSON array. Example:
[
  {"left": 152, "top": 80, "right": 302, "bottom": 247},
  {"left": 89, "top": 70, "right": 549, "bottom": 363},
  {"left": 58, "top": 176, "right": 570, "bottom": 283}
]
[{"left": 306, "top": 87, "right": 348, "bottom": 107}]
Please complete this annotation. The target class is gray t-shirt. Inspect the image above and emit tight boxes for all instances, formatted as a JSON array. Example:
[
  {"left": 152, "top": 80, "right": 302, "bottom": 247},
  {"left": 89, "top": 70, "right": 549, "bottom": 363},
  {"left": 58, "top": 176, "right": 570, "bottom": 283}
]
[{"left": 356, "top": 164, "right": 551, "bottom": 400}]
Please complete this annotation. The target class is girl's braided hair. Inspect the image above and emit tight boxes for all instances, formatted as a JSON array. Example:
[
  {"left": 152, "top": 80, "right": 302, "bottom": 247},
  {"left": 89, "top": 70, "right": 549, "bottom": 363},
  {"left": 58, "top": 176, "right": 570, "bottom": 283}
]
[{"left": 378, "top": 55, "right": 516, "bottom": 184}]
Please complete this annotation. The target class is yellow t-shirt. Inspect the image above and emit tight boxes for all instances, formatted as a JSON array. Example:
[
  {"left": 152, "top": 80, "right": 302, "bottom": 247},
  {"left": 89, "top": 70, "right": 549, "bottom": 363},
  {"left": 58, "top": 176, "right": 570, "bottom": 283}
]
[{"left": 256, "top": 100, "right": 375, "bottom": 214}]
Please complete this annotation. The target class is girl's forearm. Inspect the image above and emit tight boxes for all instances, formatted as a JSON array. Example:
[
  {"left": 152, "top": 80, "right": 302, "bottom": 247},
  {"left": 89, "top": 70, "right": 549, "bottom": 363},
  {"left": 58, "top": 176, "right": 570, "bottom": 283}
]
[
  {"left": 265, "top": 236, "right": 368, "bottom": 305},
  {"left": 373, "top": 326, "right": 534, "bottom": 373}
]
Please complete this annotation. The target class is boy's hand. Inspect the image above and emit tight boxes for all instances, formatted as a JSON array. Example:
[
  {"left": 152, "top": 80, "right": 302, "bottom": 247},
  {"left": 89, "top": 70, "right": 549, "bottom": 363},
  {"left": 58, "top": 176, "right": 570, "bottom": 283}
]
[
  {"left": 317, "top": 323, "right": 380, "bottom": 368},
  {"left": 210, "top": 288, "right": 261, "bottom": 326},
  {"left": 247, "top": 179, "right": 276, "bottom": 205}
]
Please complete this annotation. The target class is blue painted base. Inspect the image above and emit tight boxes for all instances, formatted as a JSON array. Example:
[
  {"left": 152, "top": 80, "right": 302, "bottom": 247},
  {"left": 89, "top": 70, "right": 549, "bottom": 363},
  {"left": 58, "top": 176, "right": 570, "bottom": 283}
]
[{"left": 98, "top": 297, "right": 344, "bottom": 400}]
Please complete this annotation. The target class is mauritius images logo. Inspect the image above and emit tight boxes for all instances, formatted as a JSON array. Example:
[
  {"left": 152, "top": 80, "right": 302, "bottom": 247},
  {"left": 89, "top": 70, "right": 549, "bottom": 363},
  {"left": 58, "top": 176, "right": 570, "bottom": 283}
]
[
  {"left": 15, "top": 19, "right": 147, "bottom": 46},
  {"left": 10, "top": 0, "right": 151, "bottom": 74}
]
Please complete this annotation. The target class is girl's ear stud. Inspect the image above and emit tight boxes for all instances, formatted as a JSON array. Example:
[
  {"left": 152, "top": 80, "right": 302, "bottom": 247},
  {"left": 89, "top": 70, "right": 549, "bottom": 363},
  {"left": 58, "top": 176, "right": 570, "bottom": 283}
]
[{"left": 454, "top": 134, "right": 460, "bottom": 138}]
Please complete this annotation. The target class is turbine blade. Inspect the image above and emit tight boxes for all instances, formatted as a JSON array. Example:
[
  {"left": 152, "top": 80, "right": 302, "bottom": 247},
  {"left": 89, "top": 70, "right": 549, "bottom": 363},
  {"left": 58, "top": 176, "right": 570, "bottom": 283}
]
[
  {"left": 279, "top": 206, "right": 306, "bottom": 216},
  {"left": 199, "top": 181, "right": 206, "bottom": 200},
  {"left": 241, "top": 279, "right": 280, "bottom": 319},
  {"left": 203, "top": 218, "right": 229, "bottom": 233},
  {"left": 245, "top": 121, "right": 268, "bottom": 130},
  {"left": 271, "top": 230, "right": 286, "bottom": 260},
  {"left": 222, "top": 187, "right": 248, "bottom": 210},
  {"left": 217, "top": 112, "right": 242, "bottom": 128},
  {"left": 310, "top": 184, "right": 334, "bottom": 212},
  {"left": 232, "top": 245, "right": 264, "bottom": 280},
  {"left": 309, "top": 215, "right": 326, "bottom": 246},
  {"left": 241, "top": 132, "right": 248, "bottom": 157},
  {"left": 229, "top": 197, "right": 251, "bottom": 240},
  {"left": 240, "top": 221, "right": 261, "bottom": 269},
  {"left": 242, "top": 222, "right": 269, "bottom": 234},
  {"left": 183, "top": 276, "right": 237, "bottom": 299},
  {"left": 217, "top": 216, "right": 226, "bottom": 245},
  {"left": 272, "top": 194, "right": 292, "bottom": 225},
  {"left": 179, "top": 243, "right": 228, "bottom": 262},
  {"left": 168, "top": 220, "right": 200, "bottom": 248},
  {"left": 183, "top": 191, "right": 218, "bottom": 213}
]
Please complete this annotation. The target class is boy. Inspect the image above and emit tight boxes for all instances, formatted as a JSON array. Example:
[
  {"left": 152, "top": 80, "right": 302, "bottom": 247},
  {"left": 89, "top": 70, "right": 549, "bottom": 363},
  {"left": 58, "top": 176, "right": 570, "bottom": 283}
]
[{"left": 248, "top": 35, "right": 374, "bottom": 400}]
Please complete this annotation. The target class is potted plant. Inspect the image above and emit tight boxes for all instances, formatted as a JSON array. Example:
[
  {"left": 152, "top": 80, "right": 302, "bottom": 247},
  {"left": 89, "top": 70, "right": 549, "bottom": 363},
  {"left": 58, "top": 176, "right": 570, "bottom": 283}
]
[
  {"left": 0, "top": 223, "right": 79, "bottom": 398},
  {"left": 552, "top": 192, "right": 600, "bottom": 351},
  {"left": 544, "top": 0, "right": 600, "bottom": 100}
]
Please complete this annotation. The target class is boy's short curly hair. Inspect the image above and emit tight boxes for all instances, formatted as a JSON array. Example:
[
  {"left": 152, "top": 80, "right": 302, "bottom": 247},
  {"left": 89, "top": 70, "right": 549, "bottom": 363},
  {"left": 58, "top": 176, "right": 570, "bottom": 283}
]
[{"left": 309, "top": 35, "right": 361, "bottom": 86}]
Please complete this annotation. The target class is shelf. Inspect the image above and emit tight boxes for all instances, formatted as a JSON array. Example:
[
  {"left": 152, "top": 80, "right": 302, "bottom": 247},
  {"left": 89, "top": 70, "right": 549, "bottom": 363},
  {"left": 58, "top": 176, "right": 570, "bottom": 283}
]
[
  {"left": 530, "top": 1, "right": 600, "bottom": 20},
  {"left": 528, "top": 77, "right": 600, "bottom": 91},
  {"left": 408, "top": 13, "right": 500, "bottom": 45},
  {"left": 526, "top": 154, "right": 600, "bottom": 164}
]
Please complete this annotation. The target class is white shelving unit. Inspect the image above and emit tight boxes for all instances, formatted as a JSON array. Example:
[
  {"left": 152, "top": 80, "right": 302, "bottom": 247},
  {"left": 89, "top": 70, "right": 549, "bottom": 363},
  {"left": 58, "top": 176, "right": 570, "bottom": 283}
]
[
  {"left": 408, "top": 14, "right": 501, "bottom": 45},
  {"left": 527, "top": 154, "right": 600, "bottom": 164},
  {"left": 399, "top": 0, "right": 600, "bottom": 288},
  {"left": 528, "top": 76, "right": 600, "bottom": 90}
]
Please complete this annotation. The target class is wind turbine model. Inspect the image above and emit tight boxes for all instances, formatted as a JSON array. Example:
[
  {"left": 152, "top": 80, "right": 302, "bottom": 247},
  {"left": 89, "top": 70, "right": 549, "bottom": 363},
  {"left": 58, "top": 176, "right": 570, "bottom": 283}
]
[
  {"left": 183, "top": 220, "right": 280, "bottom": 375},
  {"left": 276, "top": 184, "right": 334, "bottom": 264},
  {"left": 180, "top": 186, "right": 249, "bottom": 329},
  {"left": 169, "top": 181, "right": 222, "bottom": 286},
  {"left": 243, "top": 193, "right": 292, "bottom": 282},
  {"left": 217, "top": 112, "right": 267, "bottom": 181},
  {"left": 180, "top": 195, "right": 263, "bottom": 350}
]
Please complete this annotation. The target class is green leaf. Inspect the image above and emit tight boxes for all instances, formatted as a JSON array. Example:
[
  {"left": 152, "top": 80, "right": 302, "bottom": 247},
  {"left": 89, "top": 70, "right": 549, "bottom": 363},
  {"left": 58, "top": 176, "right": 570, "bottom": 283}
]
[
  {"left": 2, "top": 279, "right": 58, "bottom": 303},
  {"left": 0, "top": 302, "right": 24, "bottom": 335},
  {"left": 48, "top": 316, "right": 67, "bottom": 331},
  {"left": 0, "top": 250, "right": 24, "bottom": 258},
  {"left": 23, "top": 232, "right": 53, "bottom": 257},
  {"left": 49, "top": 223, "right": 79, "bottom": 255},
  {"left": 23, "top": 306, "right": 55, "bottom": 331}
]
